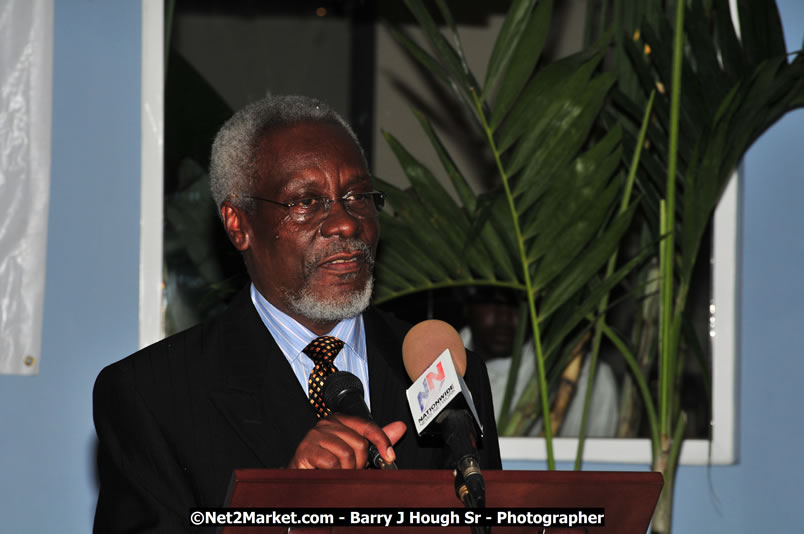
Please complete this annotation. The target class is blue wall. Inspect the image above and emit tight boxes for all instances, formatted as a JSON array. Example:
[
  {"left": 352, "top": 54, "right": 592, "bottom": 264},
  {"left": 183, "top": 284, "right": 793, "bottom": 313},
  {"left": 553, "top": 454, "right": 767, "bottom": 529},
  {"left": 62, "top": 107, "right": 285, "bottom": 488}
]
[
  {"left": 670, "top": 110, "right": 804, "bottom": 531},
  {"left": 0, "top": 2, "right": 141, "bottom": 531},
  {"left": 664, "top": 3, "right": 804, "bottom": 530},
  {"left": 0, "top": 1, "right": 802, "bottom": 532}
]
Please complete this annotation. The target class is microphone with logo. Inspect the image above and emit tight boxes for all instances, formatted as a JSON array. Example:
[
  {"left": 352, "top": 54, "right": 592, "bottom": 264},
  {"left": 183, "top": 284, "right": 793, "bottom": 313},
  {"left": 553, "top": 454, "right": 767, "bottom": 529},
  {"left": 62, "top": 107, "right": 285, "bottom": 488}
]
[
  {"left": 402, "top": 320, "right": 487, "bottom": 513},
  {"left": 321, "top": 370, "right": 398, "bottom": 470}
]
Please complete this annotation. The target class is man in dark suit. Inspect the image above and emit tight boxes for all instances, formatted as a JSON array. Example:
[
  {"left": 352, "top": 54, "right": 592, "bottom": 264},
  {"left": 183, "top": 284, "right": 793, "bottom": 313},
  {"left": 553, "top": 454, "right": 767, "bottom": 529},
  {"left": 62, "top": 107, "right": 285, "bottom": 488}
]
[{"left": 93, "top": 95, "right": 501, "bottom": 532}]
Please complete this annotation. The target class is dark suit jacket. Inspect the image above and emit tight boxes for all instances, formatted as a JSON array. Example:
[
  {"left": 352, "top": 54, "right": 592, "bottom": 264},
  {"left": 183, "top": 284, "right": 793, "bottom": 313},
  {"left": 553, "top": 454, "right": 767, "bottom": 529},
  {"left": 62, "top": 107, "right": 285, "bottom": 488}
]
[{"left": 93, "top": 289, "right": 501, "bottom": 532}]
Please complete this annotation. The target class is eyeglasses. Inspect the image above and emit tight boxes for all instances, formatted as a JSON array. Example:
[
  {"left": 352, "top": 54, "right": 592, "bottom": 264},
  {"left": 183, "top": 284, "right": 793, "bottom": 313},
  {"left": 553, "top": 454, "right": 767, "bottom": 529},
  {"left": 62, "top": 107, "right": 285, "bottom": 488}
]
[{"left": 244, "top": 190, "right": 385, "bottom": 224}]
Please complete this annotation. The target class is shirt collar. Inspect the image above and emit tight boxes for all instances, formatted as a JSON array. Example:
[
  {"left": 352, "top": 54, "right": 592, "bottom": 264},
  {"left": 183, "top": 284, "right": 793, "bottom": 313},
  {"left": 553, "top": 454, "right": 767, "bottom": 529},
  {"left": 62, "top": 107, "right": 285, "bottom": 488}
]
[{"left": 249, "top": 284, "right": 365, "bottom": 364}]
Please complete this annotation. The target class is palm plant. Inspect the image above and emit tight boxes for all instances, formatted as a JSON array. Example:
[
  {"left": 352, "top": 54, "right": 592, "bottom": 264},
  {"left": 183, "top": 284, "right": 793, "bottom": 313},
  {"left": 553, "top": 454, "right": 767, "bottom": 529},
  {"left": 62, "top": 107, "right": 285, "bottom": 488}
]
[
  {"left": 373, "top": 0, "right": 804, "bottom": 533},
  {"left": 373, "top": 0, "right": 646, "bottom": 468}
]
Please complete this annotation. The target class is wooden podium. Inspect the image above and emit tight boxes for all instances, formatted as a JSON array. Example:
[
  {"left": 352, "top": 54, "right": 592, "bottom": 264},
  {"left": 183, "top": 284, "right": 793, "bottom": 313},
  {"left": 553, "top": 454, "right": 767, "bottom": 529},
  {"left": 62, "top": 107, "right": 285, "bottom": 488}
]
[{"left": 223, "top": 469, "right": 662, "bottom": 533}]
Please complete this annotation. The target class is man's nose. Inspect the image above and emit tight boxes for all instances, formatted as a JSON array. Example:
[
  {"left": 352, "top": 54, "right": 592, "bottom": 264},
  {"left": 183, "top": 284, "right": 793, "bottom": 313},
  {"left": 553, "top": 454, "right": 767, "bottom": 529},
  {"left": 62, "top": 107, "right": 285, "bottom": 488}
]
[{"left": 319, "top": 198, "right": 360, "bottom": 238}]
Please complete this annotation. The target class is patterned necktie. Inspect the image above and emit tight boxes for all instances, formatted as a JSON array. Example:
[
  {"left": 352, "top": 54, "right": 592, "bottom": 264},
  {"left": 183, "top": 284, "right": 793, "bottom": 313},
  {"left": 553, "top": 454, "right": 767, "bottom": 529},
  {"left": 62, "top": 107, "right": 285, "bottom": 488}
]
[{"left": 303, "top": 336, "right": 345, "bottom": 418}]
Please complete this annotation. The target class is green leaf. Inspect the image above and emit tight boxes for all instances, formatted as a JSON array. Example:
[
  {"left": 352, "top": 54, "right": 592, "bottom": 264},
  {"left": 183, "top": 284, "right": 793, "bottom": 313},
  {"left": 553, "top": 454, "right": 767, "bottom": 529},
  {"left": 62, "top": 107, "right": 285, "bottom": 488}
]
[
  {"left": 489, "top": 0, "right": 553, "bottom": 129},
  {"left": 465, "top": 193, "right": 520, "bottom": 282},
  {"left": 484, "top": 0, "right": 538, "bottom": 96},
  {"left": 517, "top": 116, "right": 622, "bottom": 222},
  {"left": 686, "top": 0, "right": 732, "bottom": 100},
  {"left": 496, "top": 49, "right": 604, "bottom": 154},
  {"left": 378, "top": 215, "right": 450, "bottom": 282},
  {"left": 387, "top": 25, "right": 450, "bottom": 88},
  {"left": 528, "top": 177, "right": 622, "bottom": 292},
  {"left": 543, "top": 244, "right": 651, "bottom": 357},
  {"left": 375, "top": 180, "right": 468, "bottom": 277},
  {"left": 382, "top": 131, "right": 496, "bottom": 279},
  {"left": 508, "top": 71, "right": 615, "bottom": 188},
  {"left": 525, "top": 158, "right": 622, "bottom": 266},
  {"left": 408, "top": 110, "right": 520, "bottom": 281},
  {"left": 540, "top": 204, "right": 639, "bottom": 318},
  {"left": 411, "top": 110, "right": 476, "bottom": 210},
  {"left": 488, "top": 193, "right": 522, "bottom": 273},
  {"left": 434, "top": 0, "right": 473, "bottom": 85},
  {"left": 713, "top": 0, "right": 748, "bottom": 78},
  {"left": 376, "top": 238, "right": 435, "bottom": 287},
  {"left": 373, "top": 262, "right": 415, "bottom": 301},
  {"left": 640, "top": 22, "right": 703, "bottom": 149},
  {"left": 737, "top": 0, "right": 787, "bottom": 65},
  {"left": 403, "top": 0, "right": 482, "bottom": 116}
]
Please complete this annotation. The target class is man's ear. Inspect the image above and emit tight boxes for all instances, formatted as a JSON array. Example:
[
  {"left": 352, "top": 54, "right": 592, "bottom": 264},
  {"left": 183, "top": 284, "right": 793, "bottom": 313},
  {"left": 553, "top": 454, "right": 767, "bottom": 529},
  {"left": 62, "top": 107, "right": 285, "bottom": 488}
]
[{"left": 221, "top": 200, "right": 251, "bottom": 252}]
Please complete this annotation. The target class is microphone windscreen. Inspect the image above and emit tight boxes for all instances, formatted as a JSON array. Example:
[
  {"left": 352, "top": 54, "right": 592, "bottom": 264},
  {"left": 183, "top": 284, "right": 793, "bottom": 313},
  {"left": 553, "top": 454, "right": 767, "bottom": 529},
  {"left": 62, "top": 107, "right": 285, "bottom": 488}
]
[
  {"left": 322, "top": 370, "right": 365, "bottom": 406},
  {"left": 402, "top": 319, "right": 467, "bottom": 380},
  {"left": 321, "top": 371, "right": 371, "bottom": 420}
]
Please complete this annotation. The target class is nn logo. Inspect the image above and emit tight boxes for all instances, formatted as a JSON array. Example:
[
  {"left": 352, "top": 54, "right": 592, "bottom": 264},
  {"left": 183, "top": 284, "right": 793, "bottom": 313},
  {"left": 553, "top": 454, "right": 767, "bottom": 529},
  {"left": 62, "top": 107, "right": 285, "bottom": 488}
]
[{"left": 416, "top": 362, "right": 446, "bottom": 411}]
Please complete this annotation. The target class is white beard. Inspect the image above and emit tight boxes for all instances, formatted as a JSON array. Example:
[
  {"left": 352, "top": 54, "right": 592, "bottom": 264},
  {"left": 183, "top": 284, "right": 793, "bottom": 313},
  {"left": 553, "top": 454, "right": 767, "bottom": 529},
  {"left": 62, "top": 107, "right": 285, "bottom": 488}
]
[
  {"left": 284, "top": 237, "right": 375, "bottom": 322},
  {"left": 285, "top": 274, "right": 374, "bottom": 322}
]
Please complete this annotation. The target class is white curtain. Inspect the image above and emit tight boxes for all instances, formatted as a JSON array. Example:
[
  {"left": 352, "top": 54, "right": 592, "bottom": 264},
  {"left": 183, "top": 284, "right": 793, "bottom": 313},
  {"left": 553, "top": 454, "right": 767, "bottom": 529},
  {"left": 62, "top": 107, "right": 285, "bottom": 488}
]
[{"left": 0, "top": 0, "right": 53, "bottom": 375}]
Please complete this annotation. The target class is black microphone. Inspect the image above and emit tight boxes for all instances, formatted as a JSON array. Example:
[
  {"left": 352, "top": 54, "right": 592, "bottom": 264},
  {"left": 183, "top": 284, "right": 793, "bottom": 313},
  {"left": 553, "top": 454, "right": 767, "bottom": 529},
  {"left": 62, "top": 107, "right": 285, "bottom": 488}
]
[
  {"left": 322, "top": 371, "right": 398, "bottom": 470},
  {"left": 402, "top": 320, "right": 486, "bottom": 511}
]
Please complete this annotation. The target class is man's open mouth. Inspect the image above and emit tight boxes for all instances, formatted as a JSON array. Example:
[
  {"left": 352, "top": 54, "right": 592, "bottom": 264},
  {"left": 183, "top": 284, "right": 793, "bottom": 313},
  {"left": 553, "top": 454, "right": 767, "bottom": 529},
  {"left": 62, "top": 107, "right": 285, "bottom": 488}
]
[{"left": 318, "top": 252, "right": 365, "bottom": 275}]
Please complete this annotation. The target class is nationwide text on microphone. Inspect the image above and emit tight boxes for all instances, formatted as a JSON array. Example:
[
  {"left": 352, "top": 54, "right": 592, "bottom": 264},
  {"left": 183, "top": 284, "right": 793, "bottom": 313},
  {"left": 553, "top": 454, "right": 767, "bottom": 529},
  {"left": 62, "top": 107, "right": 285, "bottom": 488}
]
[{"left": 418, "top": 383, "right": 455, "bottom": 426}]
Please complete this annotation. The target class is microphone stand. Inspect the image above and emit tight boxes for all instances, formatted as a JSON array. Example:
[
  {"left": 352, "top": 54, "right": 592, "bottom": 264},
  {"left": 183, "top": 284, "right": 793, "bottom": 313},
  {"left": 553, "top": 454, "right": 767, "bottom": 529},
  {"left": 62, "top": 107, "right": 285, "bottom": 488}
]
[
  {"left": 453, "top": 459, "right": 490, "bottom": 534},
  {"left": 442, "top": 410, "right": 490, "bottom": 534}
]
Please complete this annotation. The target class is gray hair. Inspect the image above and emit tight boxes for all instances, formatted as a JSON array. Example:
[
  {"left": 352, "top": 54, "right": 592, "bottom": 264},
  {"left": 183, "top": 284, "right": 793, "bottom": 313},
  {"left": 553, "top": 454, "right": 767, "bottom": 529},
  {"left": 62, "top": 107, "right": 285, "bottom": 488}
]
[{"left": 209, "top": 95, "right": 364, "bottom": 212}]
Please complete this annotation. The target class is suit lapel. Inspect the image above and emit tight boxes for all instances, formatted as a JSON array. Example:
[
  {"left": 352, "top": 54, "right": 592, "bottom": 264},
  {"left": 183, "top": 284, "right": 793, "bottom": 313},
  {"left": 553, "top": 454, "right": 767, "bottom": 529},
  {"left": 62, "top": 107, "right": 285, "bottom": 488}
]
[
  {"left": 209, "top": 289, "right": 318, "bottom": 467},
  {"left": 364, "top": 309, "right": 408, "bottom": 426}
]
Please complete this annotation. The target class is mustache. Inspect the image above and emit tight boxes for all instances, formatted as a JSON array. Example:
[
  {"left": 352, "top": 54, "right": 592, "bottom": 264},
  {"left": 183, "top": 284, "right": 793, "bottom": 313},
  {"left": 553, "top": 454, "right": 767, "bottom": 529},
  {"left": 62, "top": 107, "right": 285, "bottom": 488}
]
[{"left": 304, "top": 239, "right": 375, "bottom": 272}]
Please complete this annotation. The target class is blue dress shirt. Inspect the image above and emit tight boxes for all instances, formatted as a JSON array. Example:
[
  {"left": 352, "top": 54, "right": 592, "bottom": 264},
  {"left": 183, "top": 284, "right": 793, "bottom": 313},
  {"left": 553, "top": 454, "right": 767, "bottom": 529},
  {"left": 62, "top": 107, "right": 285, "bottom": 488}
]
[{"left": 250, "top": 284, "right": 371, "bottom": 409}]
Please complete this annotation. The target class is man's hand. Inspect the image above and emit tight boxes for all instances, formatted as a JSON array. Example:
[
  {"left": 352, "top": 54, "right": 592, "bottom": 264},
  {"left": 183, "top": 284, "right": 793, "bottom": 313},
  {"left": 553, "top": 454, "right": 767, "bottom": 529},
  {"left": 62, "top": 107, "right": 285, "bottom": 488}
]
[{"left": 288, "top": 414, "right": 406, "bottom": 469}]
